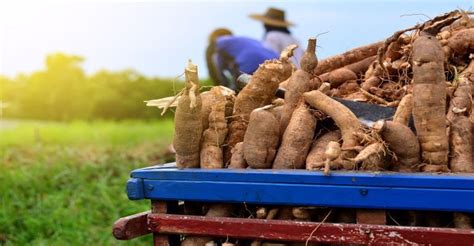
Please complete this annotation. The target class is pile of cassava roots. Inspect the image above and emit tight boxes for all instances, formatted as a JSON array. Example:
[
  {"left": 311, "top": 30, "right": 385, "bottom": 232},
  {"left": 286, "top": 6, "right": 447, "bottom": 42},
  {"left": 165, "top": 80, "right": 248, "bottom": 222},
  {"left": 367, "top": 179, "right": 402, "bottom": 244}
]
[{"left": 149, "top": 10, "right": 473, "bottom": 245}]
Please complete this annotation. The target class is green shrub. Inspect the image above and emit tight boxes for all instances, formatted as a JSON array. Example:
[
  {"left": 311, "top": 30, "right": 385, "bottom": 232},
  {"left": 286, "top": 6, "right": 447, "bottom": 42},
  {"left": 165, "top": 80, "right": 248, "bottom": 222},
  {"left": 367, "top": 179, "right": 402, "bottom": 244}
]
[{"left": 0, "top": 53, "right": 213, "bottom": 121}]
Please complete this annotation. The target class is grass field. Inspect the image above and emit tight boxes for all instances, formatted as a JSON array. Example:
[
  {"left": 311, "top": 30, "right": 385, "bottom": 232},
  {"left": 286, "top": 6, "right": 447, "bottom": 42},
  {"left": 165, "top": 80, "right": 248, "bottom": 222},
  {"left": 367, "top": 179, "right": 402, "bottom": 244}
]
[{"left": 0, "top": 119, "right": 174, "bottom": 245}]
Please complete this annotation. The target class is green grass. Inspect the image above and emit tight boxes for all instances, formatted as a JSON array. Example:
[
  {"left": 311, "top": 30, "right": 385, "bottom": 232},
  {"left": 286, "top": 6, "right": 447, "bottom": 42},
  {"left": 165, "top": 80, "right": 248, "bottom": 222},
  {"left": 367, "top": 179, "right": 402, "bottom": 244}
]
[{"left": 0, "top": 120, "right": 175, "bottom": 245}]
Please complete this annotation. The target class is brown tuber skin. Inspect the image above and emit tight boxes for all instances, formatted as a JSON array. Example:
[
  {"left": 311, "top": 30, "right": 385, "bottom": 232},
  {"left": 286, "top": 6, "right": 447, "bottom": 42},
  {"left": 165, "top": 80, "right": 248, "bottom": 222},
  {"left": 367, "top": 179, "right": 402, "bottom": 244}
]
[
  {"left": 300, "top": 38, "right": 318, "bottom": 73},
  {"left": 243, "top": 107, "right": 280, "bottom": 169},
  {"left": 200, "top": 90, "right": 218, "bottom": 131},
  {"left": 232, "top": 54, "right": 294, "bottom": 118},
  {"left": 412, "top": 31, "right": 449, "bottom": 169},
  {"left": 200, "top": 89, "right": 228, "bottom": 169},
  {"left": 361, "top": 61, "right": 383, "bottom": 91},
  {"left": 225, "top": 50, "right": 294, "bottom": 163},
  {"left": 266, "top": 208, "right": 279, "bottom": 219},
  {"left": 385, "top": 36, "right": 407, "bottom": 61},
  {"left": 270, "top": 105, "right": 284, "bottom": 123},
  {"left": 278, "top": 77, "right": 290, "bottom": 91},
  {"left": 200, "top": 91, "right": 212, "bottom": 130},
  {"left": 273, "top": 103, "right": 316, "bottom": 169},
  {"left": 275, "top": 207, "right": 294, "bottom": 220},
  {"left": 324, "top": 141, "right": 341, "bottom": 175},
  {"left": 448, "top": 80, "right": 472, "bottom": 123},
  {"left": 222, "top": 243, "right": 235, "bottom": 246},
  {"left": 453, "top": 212, "right": 472, "bottom": 229},
  {"left": 256, "top": 207, "right": 268, "bottom": 219},
  {"left": 292, "top": 207, "right": 312, "bottom": 221},
  {"left": 279, "top": 38, "right": 317, "bottom": 133},
  {"left": 228, "top": 142, "right": 247, "bottom": 169},
  {"left": 360, "top": 152, "right": 390, "bottom": 171},
  {"left": 315, "top": 41, "right": 383, "bottom": 75},
  {"left": 224, "top": 93, "right": 235, "bottom": 119},
  {"left": 306, "top": 130, "right": 342, "bottom": 170},
  {"left": 328, "top": 68, "right": 358, "bottom": 88},
  {"left": 174, "top": 61, "right": 203, "bottom": 168},
  {"left": 345, "top": 55, "right": 377, "bottom": 75},
  {"left": 393, "top": 94, "right": 413, "bottom": 125},
  {"left": 449, "top": 116, "right": 473, "bottom": 173},
  {"left": 304, "top": 90, "right": 363, "bottom": 161},
  {"left": 447, "top": 59, "right": 473, "bottom": 123},
  {"left": 331, "top": 80, "right": 360, "bottom": 98},
  {"left": 317, "top": 82, "right": 331, "bottom": 94},
  {"left": 319, "top": 56, "right": 375, "bottom": 83},
  {"left": 373, "top": 120, "right": 420, "bottom": 172},
  {"left": 350, "top": 142, "right": 385, "bottom": 167},
  {"left": 444, "top": 28, "right": 474, "bottom": 58},
  {"left": 200, "top": 146, "right": 223, "bottom": 169}
]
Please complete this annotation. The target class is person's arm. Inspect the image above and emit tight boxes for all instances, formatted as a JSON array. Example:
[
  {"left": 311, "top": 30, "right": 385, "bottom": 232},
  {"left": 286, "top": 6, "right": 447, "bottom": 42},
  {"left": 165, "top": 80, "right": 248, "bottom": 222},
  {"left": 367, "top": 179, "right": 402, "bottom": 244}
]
[
  {"left": 205, "top": 44, "right": 222, "bottom": 85},
  {"left": 215, "top": 51, "right": 233, "bottom": 88},
  {"left": 216, "top": 38, "right": 241, "bottom": 90}
]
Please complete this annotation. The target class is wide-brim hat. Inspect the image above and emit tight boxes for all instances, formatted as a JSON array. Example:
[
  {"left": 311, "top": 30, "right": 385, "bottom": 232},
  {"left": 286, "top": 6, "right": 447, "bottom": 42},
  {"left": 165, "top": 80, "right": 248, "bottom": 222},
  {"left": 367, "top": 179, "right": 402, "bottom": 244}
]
[{"left": 249, "top": 7, "right": 295, "bottom": 28}]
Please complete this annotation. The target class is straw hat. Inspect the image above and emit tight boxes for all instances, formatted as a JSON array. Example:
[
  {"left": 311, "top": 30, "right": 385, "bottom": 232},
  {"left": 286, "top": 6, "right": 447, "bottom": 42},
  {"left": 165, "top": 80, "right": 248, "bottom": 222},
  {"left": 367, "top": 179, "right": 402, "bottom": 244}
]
[{"left": 249, "top": 7, "right": 295, "bottom": 27}]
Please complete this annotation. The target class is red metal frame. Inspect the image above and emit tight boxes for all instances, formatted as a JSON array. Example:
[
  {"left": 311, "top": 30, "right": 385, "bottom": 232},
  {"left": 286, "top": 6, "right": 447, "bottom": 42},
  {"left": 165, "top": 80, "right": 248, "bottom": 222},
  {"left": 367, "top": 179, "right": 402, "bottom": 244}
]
[
  {"left": 113, "top": 201, "right": 474, "bottom": 245},
  {"left": 113, "top": 211, "right": 150, "bottom": 240},
  {"left": 147, "top": 213, "right": 474, "bottom": 245}
]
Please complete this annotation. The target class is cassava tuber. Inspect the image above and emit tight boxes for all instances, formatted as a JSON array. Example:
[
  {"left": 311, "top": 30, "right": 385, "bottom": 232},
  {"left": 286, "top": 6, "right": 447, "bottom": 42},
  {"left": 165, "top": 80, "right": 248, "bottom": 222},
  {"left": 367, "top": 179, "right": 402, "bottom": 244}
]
[
  {"left": 280, "top": 38, "right": 318, "bottom": 133},
  {"left": 273, "top": 103, "right": 316, "bottom": 169},
  {"left": 306, "top": 130, "right": 342, "bottom": 170},
  {"left": 225, "top": 47, "right": 295, "bottom": 163},
  {"left": 412, "top": 31, "right": 449, "bottom": 169},
  {"left": 373, "top": 120, "right": 420, "bottom": 171},
  {"left": 200, "top": 88, "right": 228, "bottom": 169},
  {"left": 243, "top": 106, "right": 280, "bottom": 169},
  {"left": 304, "top": 90, "right": 363, "bottom": 161},
  {"left": 174, "top": 61, "right": 203, "bottom": 168}
]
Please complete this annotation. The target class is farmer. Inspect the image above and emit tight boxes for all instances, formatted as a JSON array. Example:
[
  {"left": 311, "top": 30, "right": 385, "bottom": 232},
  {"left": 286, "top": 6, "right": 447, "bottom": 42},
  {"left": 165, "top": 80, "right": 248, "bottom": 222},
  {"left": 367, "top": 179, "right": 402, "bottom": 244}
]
[
  {"left": 206, "top": 28, "right": 279, "bottom": 90},
  {"left": 249, "top": 7, "right": 304, "bottom": 67}
]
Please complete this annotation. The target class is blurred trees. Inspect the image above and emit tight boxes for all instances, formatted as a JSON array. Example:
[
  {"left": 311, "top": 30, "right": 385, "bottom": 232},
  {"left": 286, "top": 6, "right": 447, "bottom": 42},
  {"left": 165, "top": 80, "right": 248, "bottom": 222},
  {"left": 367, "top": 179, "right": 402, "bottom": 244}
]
[{"left": 0, "top": 53, "right": 210, "bottom": 121}]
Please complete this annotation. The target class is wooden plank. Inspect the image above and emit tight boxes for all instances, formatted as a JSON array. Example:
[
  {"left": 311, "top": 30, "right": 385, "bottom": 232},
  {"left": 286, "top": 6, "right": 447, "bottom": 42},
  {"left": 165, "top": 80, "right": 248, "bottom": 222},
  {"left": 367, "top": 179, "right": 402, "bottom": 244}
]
[
  {"left": 148, "top": 213, "right": 474, "bottom": 245},
  {"left": 112, "top": 211, "right": 150, "bottom": 240}
]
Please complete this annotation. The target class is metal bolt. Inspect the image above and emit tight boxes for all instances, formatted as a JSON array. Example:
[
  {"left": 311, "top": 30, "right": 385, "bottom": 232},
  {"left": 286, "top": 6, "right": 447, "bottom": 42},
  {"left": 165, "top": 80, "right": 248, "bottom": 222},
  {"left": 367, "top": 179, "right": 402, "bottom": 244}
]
[{"left": 360, "top": 189, "right": 368, "bottom": 196}]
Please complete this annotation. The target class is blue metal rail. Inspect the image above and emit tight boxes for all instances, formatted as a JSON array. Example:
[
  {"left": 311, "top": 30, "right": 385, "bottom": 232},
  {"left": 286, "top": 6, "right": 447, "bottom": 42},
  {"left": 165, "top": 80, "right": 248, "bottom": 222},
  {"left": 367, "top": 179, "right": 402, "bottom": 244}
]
[{"left": 127, "top": 163, "right": 474, "bottom": 212}]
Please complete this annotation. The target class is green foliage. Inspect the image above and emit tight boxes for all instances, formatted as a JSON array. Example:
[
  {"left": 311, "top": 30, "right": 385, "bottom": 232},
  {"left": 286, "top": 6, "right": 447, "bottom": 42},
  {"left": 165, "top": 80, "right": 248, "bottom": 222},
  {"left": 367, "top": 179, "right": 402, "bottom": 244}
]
[
  {"left": 0, "top": 52, "right": 213, "bottom": 121},
  {"left": 0, "top": 120, "right": 173, "bottom": 148},
  {"left": 0, "top": 120, "right": 175, "bottom": 245}
]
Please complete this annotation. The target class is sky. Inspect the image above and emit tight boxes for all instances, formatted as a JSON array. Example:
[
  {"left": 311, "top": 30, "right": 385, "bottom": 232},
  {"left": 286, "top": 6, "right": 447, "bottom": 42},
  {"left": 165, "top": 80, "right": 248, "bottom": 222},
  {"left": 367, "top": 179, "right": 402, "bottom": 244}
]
[{"left": 0, "top": 0, "right": 472, "bottom": 78}]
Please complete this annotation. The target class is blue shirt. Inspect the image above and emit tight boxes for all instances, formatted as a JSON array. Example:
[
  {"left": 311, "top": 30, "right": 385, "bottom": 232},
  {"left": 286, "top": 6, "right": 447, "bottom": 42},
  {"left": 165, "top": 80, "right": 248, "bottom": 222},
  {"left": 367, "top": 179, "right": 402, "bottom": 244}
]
[{"left": 216, "top": 36, "right": 279, "bottom": 74}]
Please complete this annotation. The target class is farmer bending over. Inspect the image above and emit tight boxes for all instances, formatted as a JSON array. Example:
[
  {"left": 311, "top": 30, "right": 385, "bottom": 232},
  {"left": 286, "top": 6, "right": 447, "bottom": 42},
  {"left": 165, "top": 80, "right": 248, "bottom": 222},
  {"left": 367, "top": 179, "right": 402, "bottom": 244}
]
[{"left": 206, "top": 28, "right": 278, "bottom": 90}]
